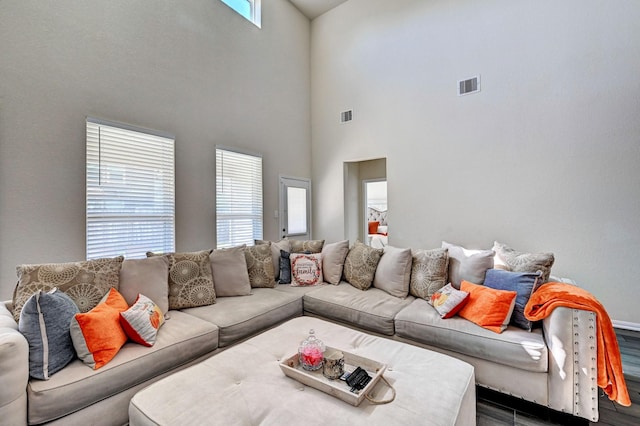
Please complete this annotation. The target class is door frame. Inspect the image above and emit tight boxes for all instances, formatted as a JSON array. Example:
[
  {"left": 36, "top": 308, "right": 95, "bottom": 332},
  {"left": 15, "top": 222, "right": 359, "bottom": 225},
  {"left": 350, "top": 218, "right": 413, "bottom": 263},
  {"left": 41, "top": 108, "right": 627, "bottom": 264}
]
[{"left": 278, "top": 175, "right": 312, "bottom": 240}]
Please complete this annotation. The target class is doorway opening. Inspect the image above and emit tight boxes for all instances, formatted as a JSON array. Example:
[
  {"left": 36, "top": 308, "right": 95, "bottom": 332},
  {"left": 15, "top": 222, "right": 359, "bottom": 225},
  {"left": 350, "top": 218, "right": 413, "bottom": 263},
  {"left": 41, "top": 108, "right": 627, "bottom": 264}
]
[{"left": 343, "top": 158, "right": 387, "bottom": 246}]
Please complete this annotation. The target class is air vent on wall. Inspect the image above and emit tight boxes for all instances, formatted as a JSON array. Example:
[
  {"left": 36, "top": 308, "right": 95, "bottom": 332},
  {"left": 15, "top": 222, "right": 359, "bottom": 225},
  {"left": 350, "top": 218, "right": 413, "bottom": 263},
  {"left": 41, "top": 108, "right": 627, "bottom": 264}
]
[
  {"left": 341, "top": 109, "right": 353, "bottom": 123},
  {"left": 458, "top": 75, "right": 480, "bottom": 96}
]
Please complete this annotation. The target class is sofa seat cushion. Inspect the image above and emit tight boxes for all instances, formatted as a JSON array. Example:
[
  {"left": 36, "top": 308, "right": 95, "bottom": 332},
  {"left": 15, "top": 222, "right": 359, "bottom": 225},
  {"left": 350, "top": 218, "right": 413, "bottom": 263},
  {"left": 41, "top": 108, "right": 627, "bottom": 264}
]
[
  {"left": 182, "top": 288, "right": 302, "bottom": 347},
  {"left": 303, "top": 282, "right": 415, "bottom": 335},
  {"left": 26, "top": 310, "right": 218, "bottom": 425},
  {"left": 395, "top": 298, "right": 548, "bottom": 373}
]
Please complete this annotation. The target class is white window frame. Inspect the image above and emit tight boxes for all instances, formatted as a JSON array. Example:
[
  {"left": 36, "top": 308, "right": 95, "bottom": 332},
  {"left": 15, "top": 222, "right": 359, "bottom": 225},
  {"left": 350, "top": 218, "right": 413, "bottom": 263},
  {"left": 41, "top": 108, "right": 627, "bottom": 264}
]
[
  {"left": 219, "top": 0, "right": 261, "bottom": 28},
  {"left": 216, "top": 146, "right": 263, "bottom": 248},
  {"left": 86, "top": 118, "right": 175, "bottom": 259}
]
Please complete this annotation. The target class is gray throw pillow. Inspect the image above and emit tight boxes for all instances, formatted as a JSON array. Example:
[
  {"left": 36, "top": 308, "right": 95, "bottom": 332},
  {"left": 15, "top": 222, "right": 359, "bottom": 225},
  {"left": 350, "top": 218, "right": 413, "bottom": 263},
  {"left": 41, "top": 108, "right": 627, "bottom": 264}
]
[
  {"left": 492, "top": 241, "right": 555, "bottom": 283},
  {"left": 442, "top": 241, "right": 494, "bottom": 289},
  {"left": 19, "top": 288, "right": 79, "bottom": 380}
]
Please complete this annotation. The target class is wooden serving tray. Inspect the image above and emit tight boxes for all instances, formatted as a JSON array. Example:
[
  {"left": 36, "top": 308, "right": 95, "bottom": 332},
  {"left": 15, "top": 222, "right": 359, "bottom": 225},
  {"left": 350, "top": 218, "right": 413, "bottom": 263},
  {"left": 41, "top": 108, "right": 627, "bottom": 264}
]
[{"left": 279, "top": 346, "right": 387, "bottom": 406}]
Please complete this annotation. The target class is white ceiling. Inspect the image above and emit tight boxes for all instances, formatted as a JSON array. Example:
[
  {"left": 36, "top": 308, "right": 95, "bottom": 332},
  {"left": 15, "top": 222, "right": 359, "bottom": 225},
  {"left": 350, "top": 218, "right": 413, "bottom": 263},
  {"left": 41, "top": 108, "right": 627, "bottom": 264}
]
[{"left": 288, "top": 0, "right": 349, "bottom": 20}]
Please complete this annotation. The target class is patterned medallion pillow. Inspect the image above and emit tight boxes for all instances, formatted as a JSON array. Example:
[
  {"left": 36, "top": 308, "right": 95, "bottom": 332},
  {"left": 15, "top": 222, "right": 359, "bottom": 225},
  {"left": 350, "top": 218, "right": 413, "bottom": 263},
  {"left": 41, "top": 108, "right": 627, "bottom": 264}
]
[
  {"left": 373, "top": 245, "right": 412, "bottom": 298},
  {"left": 244, "top": 244, "right": 276, "bottom": 288},
  {"left": 458, "top": 280, "right": 517, "bottom": 334},
  {"left": 119, "top": 294, "right": 165, "bottom": 347},
  {"left": 290, "top": 239, "right": 325, "bottom": 254},
  {"left": 290, "top": 253, "right": 323, "bottom": 287},
  {"left": 483, "top": 268, "right": 543, "bottom": 331},
  {"left": 410, "top": 248, "right": 449, "bottom": 299},
  {"left": 70, "top": 288, "right": 129, "bottom": 369},
  {"left": 19, "top": 288, "right": 79, "bottom": 380},
  {"left": 441, "top": 242, "right": 494, "bottom": 289},
  {"left": 119, "top": 256, "right": 170, "bottom": 315},
  {"left": 13, "top": 256, "right": 124, "bottom": 322},
  {"left": 209, "top": 245, "right": 251, "bottom": 297},
  {"left": 255, "top": 238, "right": 289, "bottom": 281},
  {"left": 343, "top": 241, "right": 383, "bottom": 291},
  {"left": 492, "top": 241, "right": 555, "bottom": 283},
  {"left": 428, "top": 283, "right": 470, "bottom": 319},
  {"left": 321, "top": 240, "right": 349, "bottom": 285},
  {"left": 146, "top": 250, "right": 215, "bottom": 310},
  {"left": 279, "top": 250, "right": 292, "bottom": 284}
]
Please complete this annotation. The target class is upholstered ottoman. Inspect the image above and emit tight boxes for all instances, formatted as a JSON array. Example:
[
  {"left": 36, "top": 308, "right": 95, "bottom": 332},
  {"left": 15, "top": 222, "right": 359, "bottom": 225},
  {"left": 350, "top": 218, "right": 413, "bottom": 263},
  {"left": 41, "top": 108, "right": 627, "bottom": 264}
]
[{"left": 129, "top": 316, "right": 475, "bottom": 425}]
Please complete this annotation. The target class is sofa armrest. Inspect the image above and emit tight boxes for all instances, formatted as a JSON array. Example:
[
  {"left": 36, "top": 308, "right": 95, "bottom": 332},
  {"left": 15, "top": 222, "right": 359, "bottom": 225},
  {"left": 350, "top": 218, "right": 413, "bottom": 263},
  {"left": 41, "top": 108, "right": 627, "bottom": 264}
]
[
  {"left": 0, "top": 301, "right": 28, "bottom": 426},
  {"left": 542, "top": 306, "right": 598, "bottom": 422}
]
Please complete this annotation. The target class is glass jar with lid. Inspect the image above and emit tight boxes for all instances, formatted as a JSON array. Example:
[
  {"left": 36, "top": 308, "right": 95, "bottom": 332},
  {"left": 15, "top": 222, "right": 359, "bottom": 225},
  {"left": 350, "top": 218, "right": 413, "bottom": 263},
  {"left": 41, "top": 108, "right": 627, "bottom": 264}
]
[{"left": 298, "top": 329, "right": 325, "bottom": 371}]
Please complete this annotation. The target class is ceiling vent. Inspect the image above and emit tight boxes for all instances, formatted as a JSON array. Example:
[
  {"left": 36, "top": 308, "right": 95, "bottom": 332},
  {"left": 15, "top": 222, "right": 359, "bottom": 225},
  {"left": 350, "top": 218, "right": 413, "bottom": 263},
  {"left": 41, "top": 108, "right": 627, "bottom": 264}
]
[
  {"left": 458, "top": 75, "right": 480, "bottom": 96},
  {"left": 340, "top": 110, "right": 353, "bottom": 123}
]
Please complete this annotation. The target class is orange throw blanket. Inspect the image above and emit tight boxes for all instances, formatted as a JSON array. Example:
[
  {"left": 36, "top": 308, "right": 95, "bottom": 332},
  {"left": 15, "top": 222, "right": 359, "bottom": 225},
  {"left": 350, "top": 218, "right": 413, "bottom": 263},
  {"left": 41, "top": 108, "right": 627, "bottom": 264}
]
[{"left": 525, "top": 282, "right": 630, "bottom": 406}]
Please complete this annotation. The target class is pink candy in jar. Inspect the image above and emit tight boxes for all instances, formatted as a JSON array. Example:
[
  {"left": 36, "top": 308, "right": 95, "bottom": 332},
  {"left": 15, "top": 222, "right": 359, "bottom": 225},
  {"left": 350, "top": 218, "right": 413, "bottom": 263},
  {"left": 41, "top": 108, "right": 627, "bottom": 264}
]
[{"left": 298, "top": 329, "right": 325, "bottom": 371}]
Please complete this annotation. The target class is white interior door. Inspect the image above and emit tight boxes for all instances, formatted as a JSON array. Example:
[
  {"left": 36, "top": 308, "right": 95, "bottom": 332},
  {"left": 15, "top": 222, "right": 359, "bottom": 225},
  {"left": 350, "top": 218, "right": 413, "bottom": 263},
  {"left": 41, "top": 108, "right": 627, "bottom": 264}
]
[{"left": 279, "top": 176, "right": 311, "bottom": 240}]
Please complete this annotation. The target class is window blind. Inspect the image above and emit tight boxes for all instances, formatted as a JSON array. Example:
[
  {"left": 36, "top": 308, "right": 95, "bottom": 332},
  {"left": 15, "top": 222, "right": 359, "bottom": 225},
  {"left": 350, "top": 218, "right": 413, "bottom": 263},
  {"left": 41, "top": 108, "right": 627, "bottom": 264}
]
[
  {"left": 216, "top": 148, "right": 263, "bottom": 248},
  {"left": 86, "top": 119, "right": 175, "bottom": 259}
]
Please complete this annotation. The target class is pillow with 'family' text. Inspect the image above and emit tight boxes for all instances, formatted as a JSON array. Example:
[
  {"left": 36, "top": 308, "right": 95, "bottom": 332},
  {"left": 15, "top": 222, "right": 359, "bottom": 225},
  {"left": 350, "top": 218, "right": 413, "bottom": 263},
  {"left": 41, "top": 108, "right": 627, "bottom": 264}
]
[{"left": 290, "top": 253, "right": 323, "bottom": 287}]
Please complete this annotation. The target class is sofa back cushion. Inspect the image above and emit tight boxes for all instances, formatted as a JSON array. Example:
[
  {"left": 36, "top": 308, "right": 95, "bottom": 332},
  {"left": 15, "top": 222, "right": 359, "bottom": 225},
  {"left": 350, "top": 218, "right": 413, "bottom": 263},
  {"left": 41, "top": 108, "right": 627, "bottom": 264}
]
[
  {"left": 119, "top": 257, "right": 169, "bottom": 314},
  {"left": 373, "top": 245, "right": 412, "bottom": 298},
  {"left": 210, "top": 245, "right": 252, "bottom": 297},
  {"left": 321, "top": 240, "right": 349, "bottom": 285}
]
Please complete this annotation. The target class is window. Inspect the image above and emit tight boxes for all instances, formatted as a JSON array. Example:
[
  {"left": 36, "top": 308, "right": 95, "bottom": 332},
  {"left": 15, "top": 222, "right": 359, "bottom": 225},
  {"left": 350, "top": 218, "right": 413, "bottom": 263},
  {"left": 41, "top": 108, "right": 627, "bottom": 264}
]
[
  {"left": 86, "top": 118, "right": 175, "bottom": 259},
  {"left": 219, "top": 0, "right": 261, "bottom": 28},
  {"left": 216, "top": 147, "right": 263, "bottom": 248}
]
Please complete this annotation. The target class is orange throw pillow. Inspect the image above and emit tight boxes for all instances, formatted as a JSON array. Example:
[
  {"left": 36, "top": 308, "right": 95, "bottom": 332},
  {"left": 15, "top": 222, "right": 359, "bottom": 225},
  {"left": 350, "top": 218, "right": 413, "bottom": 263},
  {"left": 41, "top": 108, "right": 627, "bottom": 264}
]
[
  {"left": 70, "top": 288, "right": 129, "bottom": 369},
  {"left": 458, "top": 280, "right": 517, "bottom": 333},
  {"left": 368, "top": 221, "right": 380, "bottom": 234}
]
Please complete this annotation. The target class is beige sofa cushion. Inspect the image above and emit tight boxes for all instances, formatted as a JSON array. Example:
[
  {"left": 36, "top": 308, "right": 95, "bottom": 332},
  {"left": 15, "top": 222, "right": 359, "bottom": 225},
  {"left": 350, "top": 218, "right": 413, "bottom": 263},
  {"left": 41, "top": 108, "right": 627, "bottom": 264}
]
[
  {"left": 182, "top": 288, "right": 302, "bottom": 347},
  {"left": 321, "top": 240, "right": 349, "bottom": 285},
  {"left": 26, "top": 311, "right": 218, "bottom": 425},
  {"left": 394, "top": 298, "right": 548, "bottom": 373},
  {"left": 119, "top": 257, "right": 170, "bottom": 314},
  {"left": 209, "top": 245, "right": 251, "bottom": 297},
  {"left": 303, "top": 282, "right": 414, "bottom": 335},
  {"left": 373, "top": 245, "right": 412, "bottom": 298}
]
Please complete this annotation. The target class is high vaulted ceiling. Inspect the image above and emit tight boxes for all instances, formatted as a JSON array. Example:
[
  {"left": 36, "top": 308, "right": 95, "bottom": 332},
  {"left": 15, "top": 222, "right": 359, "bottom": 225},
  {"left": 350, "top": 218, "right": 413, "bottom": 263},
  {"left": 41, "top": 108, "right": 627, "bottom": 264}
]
[{"left": 288, "top": 0, "right": 349, "bottom": 20}]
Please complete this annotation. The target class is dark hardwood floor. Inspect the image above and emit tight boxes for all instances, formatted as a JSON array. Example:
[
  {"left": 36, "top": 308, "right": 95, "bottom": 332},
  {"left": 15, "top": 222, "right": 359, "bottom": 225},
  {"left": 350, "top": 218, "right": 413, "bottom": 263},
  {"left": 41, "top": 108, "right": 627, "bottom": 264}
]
[{"left": 476, "top": 328, "right": 640, "bottom": 425}]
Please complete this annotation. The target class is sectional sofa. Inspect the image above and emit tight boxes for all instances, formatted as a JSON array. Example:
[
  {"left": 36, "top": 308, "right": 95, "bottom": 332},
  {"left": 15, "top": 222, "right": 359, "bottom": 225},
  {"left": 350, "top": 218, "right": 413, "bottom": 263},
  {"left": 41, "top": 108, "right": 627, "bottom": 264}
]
[{"left": 0, "top": 240, "right": 599, "bottom": 425}]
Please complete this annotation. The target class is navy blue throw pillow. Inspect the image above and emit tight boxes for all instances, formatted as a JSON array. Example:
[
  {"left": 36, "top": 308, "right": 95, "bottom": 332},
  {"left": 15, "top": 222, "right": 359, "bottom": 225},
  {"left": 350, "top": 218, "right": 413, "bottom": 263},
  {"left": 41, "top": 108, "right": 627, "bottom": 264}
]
[
  {"left": 279, "top": 250, "right": 292, "bottom": 284},
  {"left": 483, "top": 269, "right": 543, "bottom": 331}
]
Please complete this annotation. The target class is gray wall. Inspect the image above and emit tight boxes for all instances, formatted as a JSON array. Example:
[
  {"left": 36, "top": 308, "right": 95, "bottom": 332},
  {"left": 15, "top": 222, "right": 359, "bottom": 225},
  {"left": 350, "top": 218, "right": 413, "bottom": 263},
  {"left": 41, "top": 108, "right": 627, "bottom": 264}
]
[
  {"left": 0, "top": 0, "right": 311, "bottom": 299},
  {"left": 311, "top": 0, "right": 640, "bottom": 323}
]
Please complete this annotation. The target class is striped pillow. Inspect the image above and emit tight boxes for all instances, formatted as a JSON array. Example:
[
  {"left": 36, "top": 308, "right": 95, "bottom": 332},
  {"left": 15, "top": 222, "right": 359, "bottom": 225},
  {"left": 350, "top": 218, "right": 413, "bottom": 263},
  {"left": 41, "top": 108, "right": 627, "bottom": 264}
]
[{"left": 120, "top": 294, "right": 165, "bottom": 347}]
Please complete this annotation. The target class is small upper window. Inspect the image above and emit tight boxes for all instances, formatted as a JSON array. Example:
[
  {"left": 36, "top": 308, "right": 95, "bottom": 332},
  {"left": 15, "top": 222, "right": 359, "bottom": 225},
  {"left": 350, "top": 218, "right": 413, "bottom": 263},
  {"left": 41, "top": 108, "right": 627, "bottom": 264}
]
[{"left": 220, "top": 0, "right": 261, "bottom": 28}]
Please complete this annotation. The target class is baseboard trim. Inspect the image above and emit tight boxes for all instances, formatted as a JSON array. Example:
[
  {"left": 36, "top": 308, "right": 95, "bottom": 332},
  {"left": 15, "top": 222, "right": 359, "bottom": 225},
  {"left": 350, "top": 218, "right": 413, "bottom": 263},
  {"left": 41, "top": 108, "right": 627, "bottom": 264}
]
[{"left": 613, "top": 320, "right": 640, "bottom": 332}]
